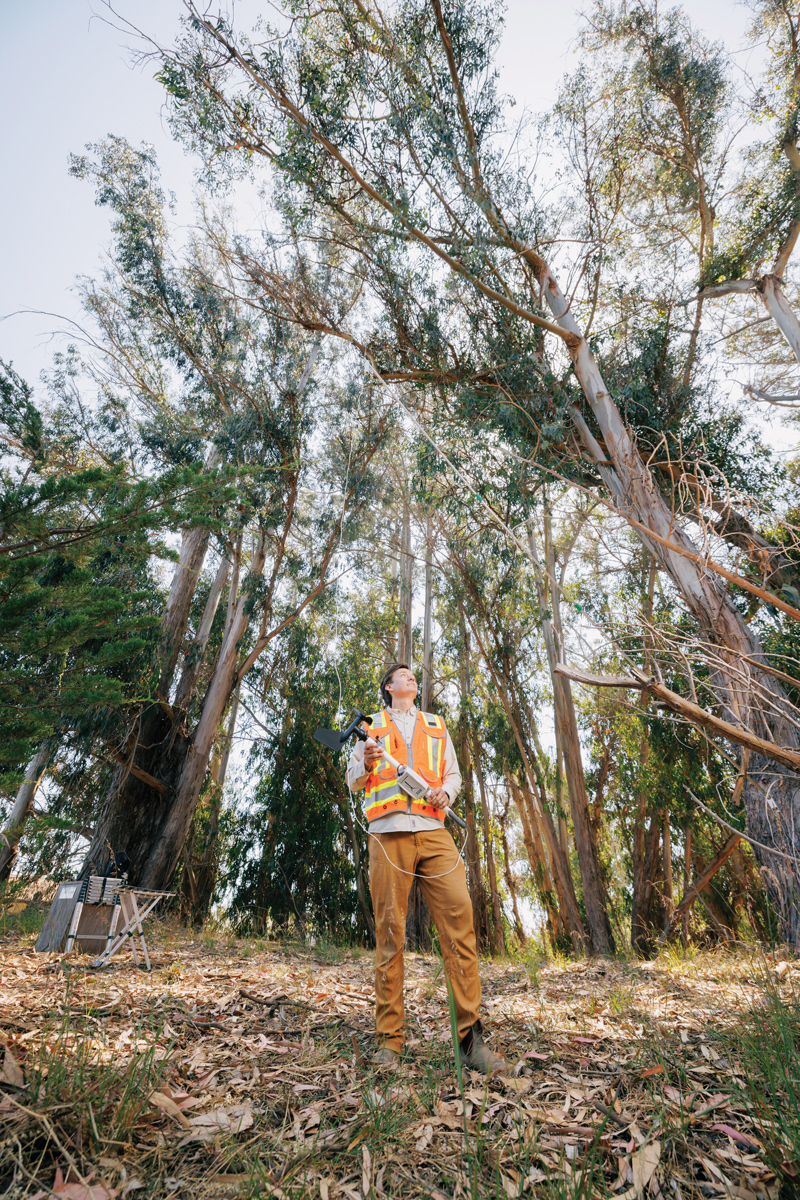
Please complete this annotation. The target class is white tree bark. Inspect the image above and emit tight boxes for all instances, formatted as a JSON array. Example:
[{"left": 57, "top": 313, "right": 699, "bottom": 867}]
[
  {"left": 0, "top": 742, "right": 51, "bottom": 881},
  {"left": 760, "top": 274, "right": 800, "bottom": 367},
  {"left": 158, "top": 445, "right": 220, "bottom": 697},
  {"left": 174, "top": 553, "right": 231, "bottom": 713}
]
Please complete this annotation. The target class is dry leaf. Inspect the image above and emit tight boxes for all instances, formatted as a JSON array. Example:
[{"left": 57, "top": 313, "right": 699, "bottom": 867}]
[
  {"left": 148, "top": 1090, "right": 191, "bottom": 1129},
  {"left": 177, "top": 1104, "right": 254, "bottom": 1145},
  {"left": 616, "top": 1140, "right": 661, "bottom": 1200},
  {"left": 0, "top": 1046, "right": 24, "bottom": 1088},
  {"left": 711, "top": 1123, "right": 761, "bottom": 1150},
  {"left": 32, "top": 1167, "right": 119, "bottom": 1200},
  {"left": 414, "top": 1123, "right": 434, "bottom": 1152},
  {"left": 361, "top": 1144, "right": 372, "bottom": 1195}
]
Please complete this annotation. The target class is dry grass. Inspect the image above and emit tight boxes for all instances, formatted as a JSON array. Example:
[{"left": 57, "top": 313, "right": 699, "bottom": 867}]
[{"left": 0, "top": 918, "right": 797, "bottom": 1199}]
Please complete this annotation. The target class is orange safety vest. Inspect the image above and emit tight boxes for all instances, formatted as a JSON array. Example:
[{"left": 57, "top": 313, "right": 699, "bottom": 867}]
[{"left": 364, "top": 709, "right": 448, "bottom": 823}]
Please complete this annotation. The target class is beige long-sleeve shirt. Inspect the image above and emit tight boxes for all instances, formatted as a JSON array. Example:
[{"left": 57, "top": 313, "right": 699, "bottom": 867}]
[{"left": 346, "top": 705, "right": 462, "bottom": 833}]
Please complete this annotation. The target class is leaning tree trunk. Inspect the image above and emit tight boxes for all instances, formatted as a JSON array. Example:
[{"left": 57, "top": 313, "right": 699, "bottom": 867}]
[
  {"left": 536, "top": 263, "right": 800, "bottom": 943},
  {"left": 0, "top": 741, "right": 52, "bottom": 883},
  {"left": 137, "top": 532, "right": 269, "bottom": 887},
  {"left": 632, "top": 811, "right": 661, "bottom": 957},
  {"left": 81, "top": 455, "right": 221, "bottom": 882},
  {"left": 185, "top": 682, "right": 241, "bottom": 920},
  {"left": 173, "top": 551, "right": 230, "bottom": 714}
]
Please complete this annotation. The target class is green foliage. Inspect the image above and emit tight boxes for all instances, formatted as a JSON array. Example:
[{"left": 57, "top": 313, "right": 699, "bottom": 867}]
[
  {"left": 227, "top": 609, "right": 382, "bottom": 942},
  {"left": 0, "top": 359, "right": 182, "bottom": 790}
]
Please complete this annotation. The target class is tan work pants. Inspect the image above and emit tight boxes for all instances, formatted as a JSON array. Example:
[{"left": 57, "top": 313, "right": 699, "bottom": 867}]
[{"left": 368, "top": 827, "right": 481, "bottom": 1051}]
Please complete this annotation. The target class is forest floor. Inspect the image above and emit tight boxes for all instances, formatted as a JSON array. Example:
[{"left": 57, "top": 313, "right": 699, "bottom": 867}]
[{"left": 1, "top": 918, "right": 799, "bottom": 1200}]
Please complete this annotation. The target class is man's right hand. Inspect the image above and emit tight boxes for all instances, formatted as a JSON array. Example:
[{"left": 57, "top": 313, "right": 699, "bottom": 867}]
[{"left": 363, "top": 740, "right": 384, "bottom": 770}]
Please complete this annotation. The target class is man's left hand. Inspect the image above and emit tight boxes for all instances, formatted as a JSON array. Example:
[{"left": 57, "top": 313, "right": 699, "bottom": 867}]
[{"left": 428, "top": 787, "right": 450, "bottom": 810}]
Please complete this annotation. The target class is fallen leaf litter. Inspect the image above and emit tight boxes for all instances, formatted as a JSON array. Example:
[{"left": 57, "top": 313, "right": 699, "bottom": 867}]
[{"left": 0, "top": 927, "right": 792, "bottom": 1198}]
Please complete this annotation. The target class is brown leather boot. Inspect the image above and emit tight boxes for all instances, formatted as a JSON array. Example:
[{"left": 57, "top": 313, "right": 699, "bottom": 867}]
[
  {"left": 372, "top": 1045, "right": 401, "bottom": 1067},
  {"left": 459, "top": 1022, "right": 505, "bottom": 1075}
]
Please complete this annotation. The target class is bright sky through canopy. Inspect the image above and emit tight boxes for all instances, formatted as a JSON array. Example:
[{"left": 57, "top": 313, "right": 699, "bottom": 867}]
[{"left": 0, "top": 0, "right": 758, "bottom": 387}]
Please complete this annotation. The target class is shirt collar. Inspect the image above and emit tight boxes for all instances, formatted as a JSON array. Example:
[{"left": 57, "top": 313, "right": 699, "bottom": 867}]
[{"left": 387, "top": 704, "right": 417, "bottom": 719}]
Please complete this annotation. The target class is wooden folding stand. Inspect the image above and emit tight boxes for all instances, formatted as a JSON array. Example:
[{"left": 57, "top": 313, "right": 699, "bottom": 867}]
[
  {"left": 61, "top": 876, "right": 174, "bottom": 970},
  {"left": 90, "top": 886, "right": 174, "bottom": 971},
  {"left": 63, "top": 875, "right": 126, "bottom": 959}
]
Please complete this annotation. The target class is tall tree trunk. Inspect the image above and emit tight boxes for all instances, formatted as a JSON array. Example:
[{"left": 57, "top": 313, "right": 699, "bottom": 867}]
[
  {"left": 421, "top": 517, "right": 434, "bottom": 710},
  {"left": 403, "top": 508, "right": 430, "bottom": 949},
  {"left": 630, "top": 563, "right": 657, "bottom": 953},
  {"left": 186, "top": 682, "right": 241, "bottom": 920},
  {"left": 0, "top": 742, "right": 52, "bottom": 883},
  {"left": 682, "top": 826, "right": 693, "bottom": 950},
  {"left": 139, "top": 532, "right": 269, "bottom": 887},
  {"left": 632, "top": 812, "right": 661, "bottom": 956},
  {"left": 174, "top": 552, "right": 230, "bottom": 713},
  {"left": 555, "top": 747, "right": 569, "bottom": 862},
  {"left": 528, "top": 523, "right": 615, "bottom": 956},
  {"left": 458, "top": 610, "right": 488, "bottom": 951},
  {"left": 473, "top": 730, "right": 505, "bottom": 956},
  {"left": 397, "top": 500, "right": 413, "bottom": 662},
  {"left": 662, "top": 806, "right": 674, "bottom": 932},
  {"left": 498, "top": 795, "right": 527, "bottom": 945},
  {"left": 507, "top": 771, "right": 563, "bottom": 949},
  {"left": 157, "top": 445, "right": 220, "bottom": 698}
]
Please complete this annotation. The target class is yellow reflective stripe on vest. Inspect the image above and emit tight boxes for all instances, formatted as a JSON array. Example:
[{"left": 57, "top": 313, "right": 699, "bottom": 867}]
[{"left": 363, "top": 710, "right": 447, "bottom": 822}]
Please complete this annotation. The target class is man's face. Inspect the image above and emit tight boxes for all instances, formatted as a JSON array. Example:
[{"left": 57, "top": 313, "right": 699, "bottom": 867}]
[{"left": 386, "top": 667, "right": 418, "bottom": 702}]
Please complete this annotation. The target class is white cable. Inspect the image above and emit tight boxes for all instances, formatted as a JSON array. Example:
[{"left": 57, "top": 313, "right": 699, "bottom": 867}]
[{"left": 355, "top": 810, "right": 469, "bottom": 879}]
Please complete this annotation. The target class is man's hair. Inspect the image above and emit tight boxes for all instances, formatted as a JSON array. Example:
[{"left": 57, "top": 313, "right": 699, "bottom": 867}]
[{"left": 380, "top": 662, "right": 411, "bottom": 707}]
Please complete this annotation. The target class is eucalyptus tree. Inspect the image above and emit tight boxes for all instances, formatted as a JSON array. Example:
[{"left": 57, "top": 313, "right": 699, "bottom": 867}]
[
  {"left": 152, "top": 0, "right": 800, "bottom": 940},
  {"left": 64, "top": 138, "right": 388, "bottom": 889},
  {"left": 0, "top": 353, "right": 215, "bottom": 882}
]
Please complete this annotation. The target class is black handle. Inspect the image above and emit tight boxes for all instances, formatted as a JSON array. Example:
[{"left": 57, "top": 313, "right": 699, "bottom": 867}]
[
  {"left": 446, "top": 807, "right": 467, "bottom": 830},
  {"left": 338, "top": 709, "right": 372, "bottom": 744}
]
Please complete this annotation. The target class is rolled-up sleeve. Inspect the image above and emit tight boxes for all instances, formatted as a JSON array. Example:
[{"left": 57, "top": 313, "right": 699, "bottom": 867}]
[{"left": 346, "top": 739, "right": 370, "bottom": 792}]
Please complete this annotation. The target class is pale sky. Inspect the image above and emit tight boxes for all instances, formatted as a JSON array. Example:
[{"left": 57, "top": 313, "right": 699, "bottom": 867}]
[{"left": 1, "top": 0, "right": 759, "bottom": 389}]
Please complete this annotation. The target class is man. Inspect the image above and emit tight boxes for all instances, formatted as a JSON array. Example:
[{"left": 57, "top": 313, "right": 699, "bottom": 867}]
[{"left": 347, "top": 662, "right": 504, "bottom": 1073}]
